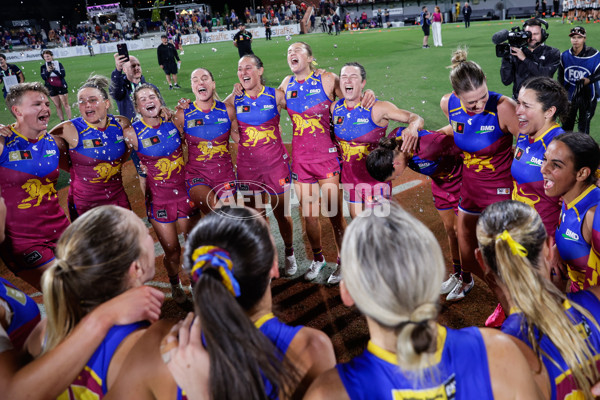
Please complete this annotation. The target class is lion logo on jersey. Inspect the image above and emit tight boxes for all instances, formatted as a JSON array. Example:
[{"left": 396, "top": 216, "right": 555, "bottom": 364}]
[
  {"left": 154, "top": 156, "right": 185, "bottom": 180},
  {"left": 243, "top": 127, "right": 277, "bottom": 147},
  {"left": 339, "top": 141, "right": 369, "bottom": 162},
  {"left": 18, "top": 178, "right": 57, "bottom": 209},
  {"left": 91, "top": 162, "right": 122, "bottom": 183},
  {"left": 292, "top": 114, "right": 325, "bottom": 136},
  {"left": 511, "top": 182, "right": 540, "bottom": 208},
  {"left": 463, "top": 153, "right": 496, "bottom": 172},
  {"left": 196, "top": 141, "right": 229, "bottom": 161}
]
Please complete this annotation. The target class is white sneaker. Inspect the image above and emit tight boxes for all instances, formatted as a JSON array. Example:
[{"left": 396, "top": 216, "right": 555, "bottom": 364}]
[
  {"left": 171, "top": 283, "right": 187, "bottom": 304},
  {"left": 446, "top": 278, "right": 474, "bottom": 302},
  {"left": 285, "top": 254, "right": 298, "bottom": 276},
  {"left": 304, "top": 260, "right": 326, "bottom": 280},
  {"left": 327, "top": 265, "right": 342, "bottom": 285},
  {"left": 440, "top": 273, "right": 461, "bottom": 295}
]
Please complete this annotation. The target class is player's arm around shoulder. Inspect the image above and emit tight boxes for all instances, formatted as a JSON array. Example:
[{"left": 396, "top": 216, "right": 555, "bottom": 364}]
[
  {"left": 321, "top": 71, "right": 339, "bottom": 101},
  {"left": 123, "top": 124, "right": 139, "bottom": 152},
  {"left": 276, "top": 88, "right": 287, "bottom": 111},
  {"left": 303, "top": 367, "right": 350, "bottom": 400},
  {"left": 226, "top": 102, "right": 240, "bottom": 144},
  {"left": 497, "top": 96, "right": 519, "bottom": 137},
  {"left": 105, "top": 319, "right": 179, "bottom": 400},
  {"left": 279, "top": 75, "right": 293, "bottom": 92},
  {"left": 479, "top": 328, "right": 545, "bottom": 400},
  {"left": 287, "top": 326, "right": 336, "bottom": 398},
  {"left": 49, "top": 120, "right": 79, "bottom": 149}
]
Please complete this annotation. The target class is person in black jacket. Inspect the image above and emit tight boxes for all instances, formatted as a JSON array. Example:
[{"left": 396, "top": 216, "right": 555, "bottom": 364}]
[
  {"left": 40, "top": 50, "right": 71, "bottom": 121},
  {"left": 500, "top": 18, "right": 560, "bottom": 99},
  {"left": 462, "top": 2, "right": 472, "bottom": 28},
  {"left": 157, "top": 35, "right": 180, "bottom": 90},
  {"left": 558, "top": 26, "right": 600, "bottom": 134}
]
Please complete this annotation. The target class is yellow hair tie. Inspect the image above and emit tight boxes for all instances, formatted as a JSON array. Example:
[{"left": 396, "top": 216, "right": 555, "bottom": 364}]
[
  {"left": 498, "top": 230, "right": 528, "bottom": 257},
  {"left": 311, "top": 59, "right": 318, "bottom": 66}
]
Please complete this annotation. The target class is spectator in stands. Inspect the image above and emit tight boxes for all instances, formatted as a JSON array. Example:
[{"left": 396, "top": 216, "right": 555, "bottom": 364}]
[
  {"left": 233, "top": 24, "right": 253, "bottom": 57},
  {"left": 500, "top": 18, "right": 560, "bottom": 99},
  {"left": 0, "top": 54, "right": 24, "bottom": 98},
  {"left": 558, "top": 26, "right": 600, "bottom": 134}
]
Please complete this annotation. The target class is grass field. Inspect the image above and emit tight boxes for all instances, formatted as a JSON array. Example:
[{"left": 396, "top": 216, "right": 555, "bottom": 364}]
[{"left": 2, "top": 18, "right": 599, "bottom": 142}]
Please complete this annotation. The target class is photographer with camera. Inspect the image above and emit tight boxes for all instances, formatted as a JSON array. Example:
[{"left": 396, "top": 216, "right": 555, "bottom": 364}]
[
  {"left": 497, "top": 18, "right": 560, "bottom": 100},
  {"left": 558, "top": 26, "right": 600, "bottom": 134}
]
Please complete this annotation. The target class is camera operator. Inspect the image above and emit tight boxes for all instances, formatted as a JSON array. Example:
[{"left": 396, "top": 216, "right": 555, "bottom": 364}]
[{"left": 499, "top": 18, "right": 560, "bottom": 99}]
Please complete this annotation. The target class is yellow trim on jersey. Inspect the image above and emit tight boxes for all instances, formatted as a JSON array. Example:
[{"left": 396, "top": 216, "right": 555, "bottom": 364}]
[
  {"left": 9, "top": 125, "right": 46, "bottom": 144},
  {"left": 138, "top": 116, "right": 164, "bottom": 132},
  {"left": 367, "top": 324, "right": 447, "bottom": 366},
  {"left": 193, "top": 100, "right": 217, "bottom": 113},
  {"left": 565, "top": 185, "right": 597, "bottom": 223},
  {"left": 244, "top": 85, "right": 269, "bottom": 100},
  {"left": 84, "top": 365, "right": 103, "bottom": 386},
  {"left": 343, "top": 99, "right": 368, "bottom": 111},
  {"left": 532, "top": 124, "right": 560, "bottom": 144},
  {"left": 253, "top": 312, "right": 275, "bottom": 329}
]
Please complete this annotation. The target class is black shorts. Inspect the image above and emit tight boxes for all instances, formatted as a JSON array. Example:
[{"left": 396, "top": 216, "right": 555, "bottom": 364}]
[
  {"left": 422, "top": 24, "right": 430, "bottom": 35},
  {"left": 46, "top": 84, "right": 68, "bottom": 97},
  {"left": 163, "top": 62, "right": 178, "bottom": 75}
]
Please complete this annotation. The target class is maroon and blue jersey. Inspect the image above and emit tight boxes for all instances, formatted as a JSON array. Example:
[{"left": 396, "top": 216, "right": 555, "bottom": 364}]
[
  {"left": 447, "top": 91, "right": 513, "bottom": 212},
  {"left": 235, "top": 87, "right": 290, "bottom": 170},
  {"left": 60, "top": 321, "right": 148, "bottom": 399},
  {"left": 332, "top": 99, "right": 388, "bottom": 186},
  {"left": 68, "top": 116, "right": 129, "bottom": 205},
  {"left": 448, "top": 91, "right": 512, "bottom": 181},
  {"left": 132, "top": 118, "right": 186, "bottom": 203},
  {"left": 556, "top": 185, "right": 600, "bottom": 290},
  {"left": 502, "top": 291, "right": 600, "bottom": 400},
  {"left": 184, "top": 100, "right": 235, "bottom": 175},
  {"left": 394, "top": 127, "right": 463, "bottom": 181},
  {"left": 285, "top": 72, "right": 338, "bottom": 163},
  {"left": 336, "top": 325, "right": 494, "bottom": 400},
  {"left": 0, "top": 127, "right": 69, "bottom": 253},
  {"left": 0, "top": 277, "right": 40, "bottom": 350},
  {"left": 512, "top": 124, "right": 563, "bottom": 236}
]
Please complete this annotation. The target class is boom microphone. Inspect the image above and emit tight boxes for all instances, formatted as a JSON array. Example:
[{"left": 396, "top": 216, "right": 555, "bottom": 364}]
[{"left": 492, "top": 30, "right": 509, "bottom": 45}]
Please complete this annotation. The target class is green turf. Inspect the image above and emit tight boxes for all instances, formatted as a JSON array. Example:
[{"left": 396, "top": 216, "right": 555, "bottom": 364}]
[{"left": 2, "top": 19, "right": 598, "bottom": 142}]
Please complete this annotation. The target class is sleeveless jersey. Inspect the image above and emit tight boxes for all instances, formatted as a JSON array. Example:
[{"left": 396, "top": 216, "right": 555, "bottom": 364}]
[
  {"left": 448, "top": 92, "right": 513, "bottom": 184},
  {"left": 394, "top": 127, "right": 463, "bottom": 182},
  {"left": 512, "top": 125, "right": 563, "bottom": 235},
  {"left": 555, "top": 185, "right": 600, "bottom": 289},
  {"left": 332, "top": 99, "right": 388, "bottom": 186},
  {"left": 132, "top": 118, "right": 186, "bottom": 203},
  {"left": 502, "top": 291, "right": 600, "bottom": 400},
  {"left": 59, "top": 322, "right": 147, "bottom": 399},
  {"left": 0, "top": 277, "right": 40, "bottom": 350},
  {"left": 336, "top": 325, "right": 494, "bottom": 400},
  {"left": 561, "top": 47, "right": 600, "bottom": 101},
  {"left": 176, "top": 313, "right": 301, "bottom": 400},
  {"left": 285, "top": 72, "right": 337, "bottom": 163},
  {"left": 68, "top": 116, "right": 128, "bottom": 204},
  {"left": 0, "top": 127, "right": 69, "bottom": 247},
  {"left": 183, "top": 100, "right": 235, "bottom": 174},
  {"left": 235, "top": 87, "right": 289, "bottom": 168}
]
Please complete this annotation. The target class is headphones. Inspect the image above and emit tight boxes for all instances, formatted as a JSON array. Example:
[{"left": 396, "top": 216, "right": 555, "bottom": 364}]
[{"left": 523, "top": 18, "right": 549, "bottom": 43}]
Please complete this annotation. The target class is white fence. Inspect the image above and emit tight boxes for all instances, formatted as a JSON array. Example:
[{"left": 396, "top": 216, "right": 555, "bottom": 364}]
[{"left": 4, "top": 24, "right": 301, "bottom": 63}]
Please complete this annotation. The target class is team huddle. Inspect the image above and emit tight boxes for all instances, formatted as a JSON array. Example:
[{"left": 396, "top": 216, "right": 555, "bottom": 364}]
[{"left": 2, "top": 35, "right": 600, "bottom": 399}]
